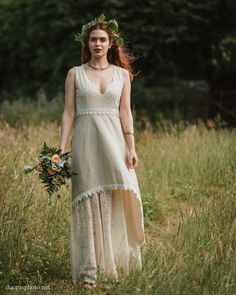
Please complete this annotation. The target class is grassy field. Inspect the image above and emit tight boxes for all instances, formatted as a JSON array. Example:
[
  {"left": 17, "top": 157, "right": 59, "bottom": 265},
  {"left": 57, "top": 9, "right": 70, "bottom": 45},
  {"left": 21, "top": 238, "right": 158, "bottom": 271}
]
[{"left": 0, "top": 117, "right": 235, "bottom": 295}]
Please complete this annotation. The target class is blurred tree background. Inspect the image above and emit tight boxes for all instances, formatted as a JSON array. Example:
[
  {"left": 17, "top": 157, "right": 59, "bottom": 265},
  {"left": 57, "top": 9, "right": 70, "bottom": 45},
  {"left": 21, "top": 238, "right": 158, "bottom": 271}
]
[{"left": 0, "top": 0, "right": 235, "bottom": 124}]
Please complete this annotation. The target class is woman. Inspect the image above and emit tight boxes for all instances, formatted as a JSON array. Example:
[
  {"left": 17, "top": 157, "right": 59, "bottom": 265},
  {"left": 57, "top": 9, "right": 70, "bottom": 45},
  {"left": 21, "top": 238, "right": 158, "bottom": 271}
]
[{"left": 59, "top": 14, "right": 146, "bottom": 289}]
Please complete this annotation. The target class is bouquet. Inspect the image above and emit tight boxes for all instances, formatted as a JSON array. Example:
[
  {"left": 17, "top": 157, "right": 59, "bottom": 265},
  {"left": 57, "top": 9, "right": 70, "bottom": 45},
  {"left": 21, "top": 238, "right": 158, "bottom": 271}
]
[{"left": 24, "top": 142, "right": 78, "bottom": 205}]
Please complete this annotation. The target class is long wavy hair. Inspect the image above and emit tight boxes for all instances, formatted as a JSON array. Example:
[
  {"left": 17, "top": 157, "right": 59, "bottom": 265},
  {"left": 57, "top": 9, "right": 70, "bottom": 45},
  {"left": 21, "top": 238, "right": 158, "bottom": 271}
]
[{"left": 81, "top": 23, "right": 136, "bottom": 81}]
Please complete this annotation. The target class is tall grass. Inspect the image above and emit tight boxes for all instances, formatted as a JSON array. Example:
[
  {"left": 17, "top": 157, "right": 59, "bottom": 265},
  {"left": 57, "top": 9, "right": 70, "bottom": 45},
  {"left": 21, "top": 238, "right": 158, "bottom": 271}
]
[{"left": 0, "top": 117, "right": 235, "bottom": 294}]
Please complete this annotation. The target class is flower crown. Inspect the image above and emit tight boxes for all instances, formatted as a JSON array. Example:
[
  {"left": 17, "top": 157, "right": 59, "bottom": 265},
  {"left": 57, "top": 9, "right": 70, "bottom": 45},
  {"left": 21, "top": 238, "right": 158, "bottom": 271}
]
[{"left": 74, "top": 14, "right": 124, "bottom": 46}]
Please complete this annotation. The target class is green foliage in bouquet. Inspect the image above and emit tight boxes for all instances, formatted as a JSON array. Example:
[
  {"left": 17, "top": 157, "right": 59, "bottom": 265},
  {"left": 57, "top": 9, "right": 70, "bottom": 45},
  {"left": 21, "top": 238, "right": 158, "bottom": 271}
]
[{"left": 24, "top": 142, "right": 78, "bottom": 205}]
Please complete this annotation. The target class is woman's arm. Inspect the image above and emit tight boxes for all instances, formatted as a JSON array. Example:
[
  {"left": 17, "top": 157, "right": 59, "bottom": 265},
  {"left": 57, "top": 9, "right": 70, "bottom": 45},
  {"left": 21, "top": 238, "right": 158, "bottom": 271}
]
[
  {"left": 119, "top": 69, "right": 138, "bottom": 169},
  {"left": 59, "top": 68, "right": 76, "bottom": 153}
]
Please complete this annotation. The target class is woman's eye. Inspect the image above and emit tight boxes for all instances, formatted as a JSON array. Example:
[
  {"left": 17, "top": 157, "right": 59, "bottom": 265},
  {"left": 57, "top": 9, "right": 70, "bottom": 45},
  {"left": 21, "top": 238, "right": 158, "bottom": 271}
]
[{"left": 90, "top": 37, "right": 107, "bottom": 42}]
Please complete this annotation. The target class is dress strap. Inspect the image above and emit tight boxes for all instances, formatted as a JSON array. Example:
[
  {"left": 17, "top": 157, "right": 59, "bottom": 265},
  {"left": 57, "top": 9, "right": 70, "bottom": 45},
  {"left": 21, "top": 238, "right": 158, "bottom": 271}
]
[
  {"left": 114, "top": 65, "right": 124, "bottom": 85},
  {"left": 73, "top": 66, "right": 83, "bottom": 89}
]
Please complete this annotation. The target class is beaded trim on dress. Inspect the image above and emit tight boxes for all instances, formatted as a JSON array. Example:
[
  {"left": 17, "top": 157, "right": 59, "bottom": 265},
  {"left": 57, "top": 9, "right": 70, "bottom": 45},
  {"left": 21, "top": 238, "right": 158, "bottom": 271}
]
[{"left": 76, "top": 107, "right": 120, "bottom": 117}]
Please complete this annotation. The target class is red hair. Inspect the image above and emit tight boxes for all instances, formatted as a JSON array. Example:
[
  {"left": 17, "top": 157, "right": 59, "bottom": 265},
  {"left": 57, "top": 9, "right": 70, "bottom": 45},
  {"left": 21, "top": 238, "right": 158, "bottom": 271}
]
[{"left": 81, "top": 23, "right": 136, "bottom": 81}]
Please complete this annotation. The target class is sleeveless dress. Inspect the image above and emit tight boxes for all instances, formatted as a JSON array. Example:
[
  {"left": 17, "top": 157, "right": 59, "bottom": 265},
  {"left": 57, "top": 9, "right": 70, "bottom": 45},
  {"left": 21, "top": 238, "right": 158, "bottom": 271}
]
[{"left": 70, "top": 64, "right": 146, "bottom": 284}]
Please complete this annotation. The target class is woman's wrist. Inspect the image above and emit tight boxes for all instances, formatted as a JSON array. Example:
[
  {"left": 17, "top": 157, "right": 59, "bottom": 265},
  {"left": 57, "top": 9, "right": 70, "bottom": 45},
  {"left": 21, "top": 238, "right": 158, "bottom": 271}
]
[
  {"left": 128, "top": 146, "right": 136, "bottom": 153},
  {"left": 59, "top": 145, "right": 65, "bottom": 153},
  {"left": 124, "top": 131, "right": 134, "bottom": 136},
  {"left": 123, "top": 129, "right": 136, "bottom": 152}
]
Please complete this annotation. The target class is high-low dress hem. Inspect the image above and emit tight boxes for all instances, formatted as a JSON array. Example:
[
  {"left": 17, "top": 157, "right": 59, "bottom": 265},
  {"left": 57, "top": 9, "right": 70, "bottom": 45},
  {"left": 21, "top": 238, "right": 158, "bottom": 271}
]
[{"left": 71, "top": 184, "right": 146, "bottom": 247}]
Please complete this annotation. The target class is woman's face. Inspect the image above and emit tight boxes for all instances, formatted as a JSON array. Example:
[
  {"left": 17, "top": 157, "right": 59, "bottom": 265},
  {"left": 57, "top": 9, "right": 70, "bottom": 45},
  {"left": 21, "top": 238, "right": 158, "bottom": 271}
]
[{"left": 88, "top": 29, "right": 112, "bottom": 58}]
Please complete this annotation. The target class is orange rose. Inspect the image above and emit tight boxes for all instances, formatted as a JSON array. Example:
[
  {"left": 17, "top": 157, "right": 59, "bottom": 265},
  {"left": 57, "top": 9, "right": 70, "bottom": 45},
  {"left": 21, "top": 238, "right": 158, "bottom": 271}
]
[
  {"left": 47, "top": 167, "right": 57, "bottom": 175},
  {"left": 51, "top": 154, "right": 60, "bottom": 163}
]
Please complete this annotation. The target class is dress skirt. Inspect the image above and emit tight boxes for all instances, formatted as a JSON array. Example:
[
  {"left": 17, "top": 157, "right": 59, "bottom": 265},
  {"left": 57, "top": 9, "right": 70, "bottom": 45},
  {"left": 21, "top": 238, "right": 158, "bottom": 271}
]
[{"left": 70, "top": 189, "right": 143, "bottom": 284}]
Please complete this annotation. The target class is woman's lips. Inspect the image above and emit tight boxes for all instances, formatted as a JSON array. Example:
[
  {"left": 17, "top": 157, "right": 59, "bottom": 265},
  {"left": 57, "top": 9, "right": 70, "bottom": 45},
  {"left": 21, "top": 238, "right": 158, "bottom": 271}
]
[{"left": 94, "top": 49, "right": 102, "bottom": 53}]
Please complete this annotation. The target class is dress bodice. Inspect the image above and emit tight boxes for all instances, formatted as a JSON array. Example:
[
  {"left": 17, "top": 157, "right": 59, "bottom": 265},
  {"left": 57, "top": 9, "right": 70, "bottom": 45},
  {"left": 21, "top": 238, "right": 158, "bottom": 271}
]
[{"left": 73, "top": 64, "right": 124, "bottom": 115}]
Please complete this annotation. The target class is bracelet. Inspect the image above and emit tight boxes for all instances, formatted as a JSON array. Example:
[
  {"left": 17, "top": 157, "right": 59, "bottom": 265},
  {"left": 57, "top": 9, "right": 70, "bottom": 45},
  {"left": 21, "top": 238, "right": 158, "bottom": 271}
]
[{"left": 124, "top": 131, "right": 134, "bottom": 136}]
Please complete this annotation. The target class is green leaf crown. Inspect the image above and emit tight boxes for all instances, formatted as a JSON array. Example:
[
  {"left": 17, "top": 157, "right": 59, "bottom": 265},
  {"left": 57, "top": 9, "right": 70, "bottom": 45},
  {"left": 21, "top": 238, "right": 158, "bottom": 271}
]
[{"left": 74, "top": 14, "right": 124, "bottom": 46}]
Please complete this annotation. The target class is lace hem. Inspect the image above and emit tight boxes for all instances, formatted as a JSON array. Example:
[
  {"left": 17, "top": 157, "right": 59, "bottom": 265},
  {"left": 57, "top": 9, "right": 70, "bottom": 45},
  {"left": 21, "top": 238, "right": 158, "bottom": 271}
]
[{"left": 71, "top": 183, "right": 146, "bottom": 246}]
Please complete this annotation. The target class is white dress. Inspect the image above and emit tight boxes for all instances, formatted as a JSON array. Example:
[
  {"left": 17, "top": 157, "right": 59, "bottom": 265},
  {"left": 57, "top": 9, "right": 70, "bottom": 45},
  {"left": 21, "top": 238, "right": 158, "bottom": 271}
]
[{"left": 70, "top": 64, "right": 146, "bottom": 284}]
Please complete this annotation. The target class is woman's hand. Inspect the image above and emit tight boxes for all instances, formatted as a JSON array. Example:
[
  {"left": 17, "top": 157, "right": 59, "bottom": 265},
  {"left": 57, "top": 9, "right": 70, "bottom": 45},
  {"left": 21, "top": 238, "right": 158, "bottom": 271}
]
[
  {"left": 126, "top": 149, "right": 138, "bottom": 169},
  {"left": 59, "top": 147, "right": 65, "bottom": 155}
]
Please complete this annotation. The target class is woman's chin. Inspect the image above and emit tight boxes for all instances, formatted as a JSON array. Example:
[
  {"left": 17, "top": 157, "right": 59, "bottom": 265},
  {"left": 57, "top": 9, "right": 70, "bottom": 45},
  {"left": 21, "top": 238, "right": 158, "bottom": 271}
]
[{"left": 92, "top": 51, "right": 105, "bottom": 58}]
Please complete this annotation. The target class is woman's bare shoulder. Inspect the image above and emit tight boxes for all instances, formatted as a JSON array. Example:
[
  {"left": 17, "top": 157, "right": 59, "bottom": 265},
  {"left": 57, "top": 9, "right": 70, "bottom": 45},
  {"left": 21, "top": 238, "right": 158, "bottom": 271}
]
[
  {"left": 68, "top": 66, "right": 78, "bottom": 74},
  {"left": 66, "top": 65, "right": 81, "bottom": 80}
]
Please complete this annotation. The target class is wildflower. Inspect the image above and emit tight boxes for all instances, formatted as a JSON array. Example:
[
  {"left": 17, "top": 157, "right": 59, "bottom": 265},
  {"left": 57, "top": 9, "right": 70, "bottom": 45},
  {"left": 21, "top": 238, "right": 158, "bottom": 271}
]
[
  {"left": 36, "top": 165, "right": 43, "bottom": 172},
  {"left": 55, "top": 174, "right": 63, "bottom": 184},
  {"left": 47, "top": 167, "right": 57, "bottom": 175}
]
